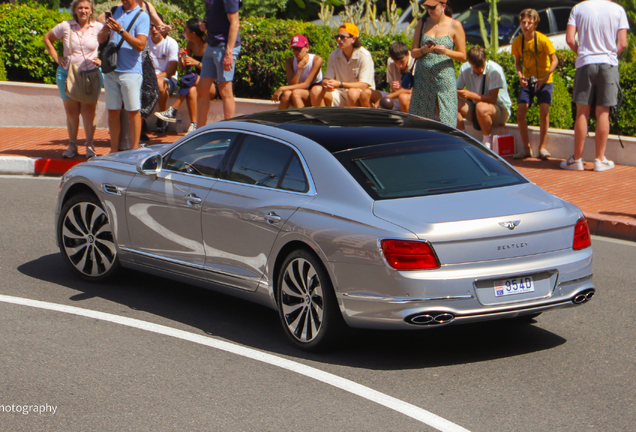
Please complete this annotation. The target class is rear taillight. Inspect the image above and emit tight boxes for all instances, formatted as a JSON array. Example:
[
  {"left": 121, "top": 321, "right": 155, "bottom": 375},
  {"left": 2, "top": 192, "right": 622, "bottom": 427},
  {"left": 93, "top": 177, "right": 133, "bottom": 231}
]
[
  {"left": 573, "top": 217, "right": 592, "bottom": 250},
  {"left": 380, "top": 239, "right": 440, "bottom": 270}
]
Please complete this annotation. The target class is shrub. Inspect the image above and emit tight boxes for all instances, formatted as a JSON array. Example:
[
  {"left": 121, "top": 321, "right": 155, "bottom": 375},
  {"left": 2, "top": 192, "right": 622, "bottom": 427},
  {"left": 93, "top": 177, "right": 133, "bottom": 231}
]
[
  {"left": 0, "top": 2, "right": 69, "bottom": 84},
  {"left": 613, "top": 61, "right": 636, "bottom": 136},
  {"left": 0, "top": 52, "right": 6, "bottom": 81}
]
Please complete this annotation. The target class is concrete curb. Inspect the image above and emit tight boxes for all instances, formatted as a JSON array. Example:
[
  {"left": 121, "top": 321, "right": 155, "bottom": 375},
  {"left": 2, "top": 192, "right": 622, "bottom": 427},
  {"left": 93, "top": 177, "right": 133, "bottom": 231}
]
[{"left": 1, "top": 155, "right": 633, "bottom": 243}]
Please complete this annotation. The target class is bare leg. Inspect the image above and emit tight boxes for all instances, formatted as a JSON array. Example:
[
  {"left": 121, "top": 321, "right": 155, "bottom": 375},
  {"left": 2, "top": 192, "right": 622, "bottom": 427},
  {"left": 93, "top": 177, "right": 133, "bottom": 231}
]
[
  {"left": 157, "top": 77, "right": 169, "bottom": 111},
  {"left": 128, "top": 110, "right": 141, "bottom": 150},
  {"left": 108, "top": 109, "right": 121, "bottom": 153},
  {"left": 196, "top": 77, "right": 214, "bottom": 127},
  {"left": 347, "top": 88, "right": 362, "bottom": 107},
  {"left": 218, "top": 81, "right": 235, "bottom": 119},
  {"left": 573, "top": 103, "right": 590, "bottom": 160},
  {"left": 80, "top": 102, "right": 97, "bottom": 142},
  {"left": 63, "top": 99, "right": 81, "bottom": 142},
  {"left": 279, "top": 90, "right": 292, "bottom": 110},
  {"left": 475, "top": 102, "right": 495, "bottom": 136},
  {"left": 517, "top": 103, "right": 531, "bottom": 152},
  {"left": 398, "top": 92, "right": 411, "bottom": 113},
  {"left": 538, "top": 102, "right": 550, "bottom": 152},
  {"left": 594, "top": 105, "right": 611, "bottom": 160},
  {"left": 456, "top": 100, "right": 468, "bottom": 130},
  {"left": 310, "top": 86, "right": 328, "bottom": 107},
  {"left": 185, "top": 89, "right": 197, "bottom": 123},
  {"left": 290, "top": 89, "right": 310, "bottom": 108}
]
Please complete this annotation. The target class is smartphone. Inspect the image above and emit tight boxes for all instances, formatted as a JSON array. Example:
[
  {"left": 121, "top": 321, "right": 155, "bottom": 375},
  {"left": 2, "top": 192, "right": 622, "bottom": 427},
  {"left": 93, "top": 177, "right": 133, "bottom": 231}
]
[
  {"left": 104, "top": 10, "right": 112, "bottom": 19},
  {"left": 426, "top": 40, "right": 435, "bottom": 48}
]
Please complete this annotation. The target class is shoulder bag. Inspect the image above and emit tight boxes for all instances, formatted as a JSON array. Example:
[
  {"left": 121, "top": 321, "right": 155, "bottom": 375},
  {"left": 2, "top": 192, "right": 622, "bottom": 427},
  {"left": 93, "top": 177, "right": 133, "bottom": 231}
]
[
  {"left": 140, "top": 45, "right": 160, "bottom": 117},
  {"left": 64, "top": 22, "right": 101, "bottom": 104},
  {"left": 100, "top": 8, "right": 143, "bottom": 74}
]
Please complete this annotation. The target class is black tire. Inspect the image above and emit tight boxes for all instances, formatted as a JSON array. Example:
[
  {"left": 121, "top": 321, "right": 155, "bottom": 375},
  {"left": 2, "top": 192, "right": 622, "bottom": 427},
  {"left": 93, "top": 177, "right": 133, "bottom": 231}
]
[
  {"left": 276, "top": 249, "right": 348, "bottom": 351},
  {"left": 57, "top": 192, "right": 121, "bottom": 282}
]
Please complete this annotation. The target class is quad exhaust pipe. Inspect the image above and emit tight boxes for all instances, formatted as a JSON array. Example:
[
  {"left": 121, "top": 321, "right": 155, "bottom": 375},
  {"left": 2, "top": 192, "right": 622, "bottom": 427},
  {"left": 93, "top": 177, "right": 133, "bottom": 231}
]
[
  {"left": 572, "top": 288, "right": 595, "bottom": 305},
  {"left": 407, "top": 312, "right": 455, "bottom": 326}
]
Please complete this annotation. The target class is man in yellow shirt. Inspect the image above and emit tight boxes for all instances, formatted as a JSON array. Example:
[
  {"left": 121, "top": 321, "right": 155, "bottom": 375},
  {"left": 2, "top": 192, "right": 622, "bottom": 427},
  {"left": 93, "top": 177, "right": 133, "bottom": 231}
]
[{"left": 511, "top": 9, "right": 558, "bottom": 159}]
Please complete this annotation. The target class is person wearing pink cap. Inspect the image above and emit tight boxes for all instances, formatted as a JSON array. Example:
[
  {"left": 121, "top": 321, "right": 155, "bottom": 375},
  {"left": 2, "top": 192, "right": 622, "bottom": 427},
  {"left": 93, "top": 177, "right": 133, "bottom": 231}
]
[
  {"left": 310, "top": 23, "right": 376, "bottom": 107},
  {"left": 272, "top": 34, "right": 323, "bottom": 109}
]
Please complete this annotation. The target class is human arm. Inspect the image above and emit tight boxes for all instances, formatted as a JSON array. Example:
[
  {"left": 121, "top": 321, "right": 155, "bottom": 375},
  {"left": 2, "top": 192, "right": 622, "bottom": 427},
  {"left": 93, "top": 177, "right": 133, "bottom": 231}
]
[
  {"left": 513, "top": 54, "right": 528, "bottom": 88},
  {"left": 145, "top": 2, "right": 171, "bottom": 32},
  {"left": 457, "top": 87, "right": 499, "bottom": 104},
  {"left": 432, "top": 20, "right": 466, "bottom": 62},
  {"left": 223, "top": 11, "right": 240, "bottom": 72},
  {"left": 566, "top": 24, "right": 577, "bottom": 54},
  {"left": 104, "top": 17, "right": 148, "bottom": 52},
  {"left": 536, "top": 52, "right": 558, "bottom": 90},
  {"left": 43, "top": 26, "right": 65, "bottom": 67},
  {"left": 617, "top": 28, "right": 628, "bottom": 55},
  {"left": 410, "top": 19, "right": 436, "bottom": 59},
  {"left": 157, "top": 60, "right": 178, "bottom": 79}
]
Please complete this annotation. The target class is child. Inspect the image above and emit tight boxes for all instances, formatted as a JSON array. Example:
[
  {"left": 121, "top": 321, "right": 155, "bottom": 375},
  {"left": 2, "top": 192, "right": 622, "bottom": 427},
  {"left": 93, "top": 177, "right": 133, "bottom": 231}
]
[
  {"left": 272, "top": 35, "right": 323, "bottom": 109},
  {"left": 511, "top": 8, "right": 558, "bottom": 159},
  {"left": 361, "top": 41, "right": 414, "bottom": 112}
]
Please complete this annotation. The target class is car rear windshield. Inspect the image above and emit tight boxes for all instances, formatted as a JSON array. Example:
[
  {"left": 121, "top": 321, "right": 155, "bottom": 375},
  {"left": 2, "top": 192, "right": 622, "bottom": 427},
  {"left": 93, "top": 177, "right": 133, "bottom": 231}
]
[{"left": 334, "top": 137, "right": 527, "bottom": 200}]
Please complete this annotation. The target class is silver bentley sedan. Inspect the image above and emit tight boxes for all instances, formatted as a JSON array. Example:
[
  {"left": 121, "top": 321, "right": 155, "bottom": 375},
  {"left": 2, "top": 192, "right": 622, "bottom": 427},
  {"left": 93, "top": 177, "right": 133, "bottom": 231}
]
[{"left": 55, "top": 108, "right": 595, "bottom": 350}]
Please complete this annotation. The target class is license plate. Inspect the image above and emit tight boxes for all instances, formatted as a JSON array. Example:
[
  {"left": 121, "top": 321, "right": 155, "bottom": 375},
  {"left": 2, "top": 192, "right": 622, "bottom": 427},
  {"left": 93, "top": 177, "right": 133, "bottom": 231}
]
[{"left": 494, "top": 276, "right": 535, "bottom": 297}]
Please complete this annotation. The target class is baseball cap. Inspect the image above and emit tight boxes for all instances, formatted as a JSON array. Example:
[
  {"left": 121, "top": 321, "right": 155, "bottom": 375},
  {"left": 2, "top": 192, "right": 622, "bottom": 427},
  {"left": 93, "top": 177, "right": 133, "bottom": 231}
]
[
  {"left": 340, "top": 22, "right": 359, "bottom": 38},
  {"left": 290, "top": 34, "right": 309, "bottom": 48},
  {"left": 422, "top": 0, "right": 446, "bottom": 7}
]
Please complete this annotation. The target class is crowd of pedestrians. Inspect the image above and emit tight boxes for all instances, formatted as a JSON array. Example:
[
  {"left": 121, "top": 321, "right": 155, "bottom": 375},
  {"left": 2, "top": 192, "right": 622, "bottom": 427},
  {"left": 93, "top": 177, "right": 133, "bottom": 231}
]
[{"left": 45, "top": 0, "right": 630, "bottom": 172}]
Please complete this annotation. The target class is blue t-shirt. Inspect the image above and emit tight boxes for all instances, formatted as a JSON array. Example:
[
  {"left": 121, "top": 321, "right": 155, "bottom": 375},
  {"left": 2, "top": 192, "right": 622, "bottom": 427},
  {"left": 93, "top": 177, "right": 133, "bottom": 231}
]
[
  {"left": 110, "top": 5, "right": 150, "bottom": 74},
  {"left": 205, "top": 0, "right": 241, "bottom": 48}
]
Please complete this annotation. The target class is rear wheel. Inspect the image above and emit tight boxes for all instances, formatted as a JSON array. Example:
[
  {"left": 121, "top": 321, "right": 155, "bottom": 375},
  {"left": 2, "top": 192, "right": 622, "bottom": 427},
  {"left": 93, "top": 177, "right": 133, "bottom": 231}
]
[
  {"left": 58, "top": 193, "right": 121, "bottom": 281},
  {"left": 277, "top": 249, "right": 347, "bottom": 351}
]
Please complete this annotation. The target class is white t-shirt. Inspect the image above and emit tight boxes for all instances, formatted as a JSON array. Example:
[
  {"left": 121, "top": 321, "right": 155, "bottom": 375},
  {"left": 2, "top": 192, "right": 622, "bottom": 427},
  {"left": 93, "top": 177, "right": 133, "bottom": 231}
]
[
  {"left": 456, "top": 61, "right": 512, "bottom": 115},
  {"left": 567, "top": 0, "right": 630, "bottom": 68},
  {"left": 148, "top": 35, "right": 179, "bottom": 79}
]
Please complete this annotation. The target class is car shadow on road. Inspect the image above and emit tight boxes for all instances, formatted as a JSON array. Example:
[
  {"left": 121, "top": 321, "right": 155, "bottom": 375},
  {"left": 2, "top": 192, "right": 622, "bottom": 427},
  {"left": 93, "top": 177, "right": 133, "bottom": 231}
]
[{"left": 19, "top": 253, "right": 566, "bottom": 371}]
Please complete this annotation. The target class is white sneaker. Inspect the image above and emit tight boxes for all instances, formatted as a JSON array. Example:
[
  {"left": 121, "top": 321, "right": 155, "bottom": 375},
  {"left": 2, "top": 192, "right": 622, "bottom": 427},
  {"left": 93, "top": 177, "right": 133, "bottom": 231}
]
[
  {"left": 187, "top": 122, "right": 197, "bottom": 134},
  {"left": 483, "top": 142, "right": 491, "bottom": 149},
  {"left": 62, "top": 141, "right": 77, "bottom": 158},
  {"left": 594, "top": 158, "right": 615, "bottom": 172},
  {"left": 85, "top": 142, "right": 96, "bottom": 158},
  {"left": 154, "top": 107, "right": 177, "bottom": 123},
  {"left": 560, "top": 156, "right": 584, "bottom": 171}
]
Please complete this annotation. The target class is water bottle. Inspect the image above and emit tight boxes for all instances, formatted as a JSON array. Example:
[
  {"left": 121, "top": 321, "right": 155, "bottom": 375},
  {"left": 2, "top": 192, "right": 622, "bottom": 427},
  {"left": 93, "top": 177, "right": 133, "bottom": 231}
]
[{"left": 176, "top": 114, "right": 184, "bottom": 134}]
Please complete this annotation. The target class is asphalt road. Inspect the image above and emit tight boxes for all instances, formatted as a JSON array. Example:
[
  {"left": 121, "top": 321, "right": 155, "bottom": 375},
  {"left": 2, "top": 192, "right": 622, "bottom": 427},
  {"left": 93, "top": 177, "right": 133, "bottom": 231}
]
[{"left": 1, "top": 176, "right": 634, "bottom": 432}]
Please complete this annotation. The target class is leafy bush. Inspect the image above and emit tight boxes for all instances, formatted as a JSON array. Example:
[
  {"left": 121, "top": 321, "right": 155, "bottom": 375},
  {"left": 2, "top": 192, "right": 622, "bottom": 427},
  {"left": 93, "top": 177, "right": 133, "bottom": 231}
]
[
  {"left": 613, "top": 61, "right": 636, "bottom": 136},
  {"left": 0, "top": 2, "right": 69, "bottom": 84},
  {"left": 0, "top": 52, "right": 6, "bottom": 81}
]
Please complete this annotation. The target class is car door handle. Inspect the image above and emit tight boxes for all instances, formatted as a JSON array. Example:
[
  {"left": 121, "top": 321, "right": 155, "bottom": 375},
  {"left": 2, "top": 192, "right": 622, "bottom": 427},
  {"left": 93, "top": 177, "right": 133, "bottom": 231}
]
[
  {"left": 185, "top": 193, "right": 202, "bottom": 206},
  {"left": 265, "top": 212, "right": 282, "bottom": 224}
]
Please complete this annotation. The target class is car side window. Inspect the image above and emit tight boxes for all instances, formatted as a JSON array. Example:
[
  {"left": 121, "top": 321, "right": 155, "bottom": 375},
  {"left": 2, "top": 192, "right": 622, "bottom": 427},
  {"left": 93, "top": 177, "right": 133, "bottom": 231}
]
[
  {"left": 551, "top": 8, "right": 572, "bottom": 33},
  {"left": 228, "top": 135, "right": 308, "bottom": 192},
  {"left": 537, "top": 10, "right": 550, "bottom": 35},
  {"left": 164, "top": 132, "right": 237, "bottom": 178}
]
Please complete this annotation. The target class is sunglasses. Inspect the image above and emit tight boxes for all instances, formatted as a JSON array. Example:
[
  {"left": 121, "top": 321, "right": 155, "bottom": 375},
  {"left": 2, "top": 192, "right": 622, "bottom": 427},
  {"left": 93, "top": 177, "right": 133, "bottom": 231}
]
[
  {"left": 425, "top": 2, "right": 445, "bottom": 11},
  {"left": 291, "top": 46, "right": 305, "bottom": 51},
  {"left": 334, "top": 34, "right": 352, "bottom": 41}
]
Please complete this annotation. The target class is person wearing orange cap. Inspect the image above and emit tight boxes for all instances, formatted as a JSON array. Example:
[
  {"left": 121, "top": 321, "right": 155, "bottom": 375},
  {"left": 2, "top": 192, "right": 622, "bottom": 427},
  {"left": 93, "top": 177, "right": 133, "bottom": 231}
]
[
  {"left": 310, "top": 22, "right": 376, "bottom": 107},
  {"left": 272, "top": 34, "right": 324, "bottom": 109},
  {"left": 409, "top": 0, "right": 466, "bottom": 126}
]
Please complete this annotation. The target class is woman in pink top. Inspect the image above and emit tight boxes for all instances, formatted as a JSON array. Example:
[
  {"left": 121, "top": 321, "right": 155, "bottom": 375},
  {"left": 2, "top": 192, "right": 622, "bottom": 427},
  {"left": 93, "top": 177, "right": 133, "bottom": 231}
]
[{"left": 44, "top": 0, "right": 104, "bottom": 158}]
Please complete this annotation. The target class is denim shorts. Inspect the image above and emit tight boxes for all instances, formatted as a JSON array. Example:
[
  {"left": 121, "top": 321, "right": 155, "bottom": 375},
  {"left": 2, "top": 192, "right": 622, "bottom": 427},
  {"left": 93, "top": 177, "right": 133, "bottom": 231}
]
[
  {"left": 56, "top": 65, "right": 104, "bottom": 101},
  {"left": 518, "top": 82, "right": 553, "bottom": 107},
  {"left": 104, "top": 71, "right": 143, "bottom": 111},
  {"left": 200, "top": 45, "right": 241, "bottom": 82}
]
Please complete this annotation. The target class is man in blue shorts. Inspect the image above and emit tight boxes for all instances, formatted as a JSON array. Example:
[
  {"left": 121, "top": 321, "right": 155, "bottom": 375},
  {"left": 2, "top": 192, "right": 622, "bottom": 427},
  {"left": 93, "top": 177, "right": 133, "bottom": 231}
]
[
  {"left": 197, "top": 0, "right": 241, "bottom": 126},
  {"left": 98, "top": 0, "right": 150, "bottom": 152},
  {"left": 511, "top": 9, "right": 558, "bottom": 160}
]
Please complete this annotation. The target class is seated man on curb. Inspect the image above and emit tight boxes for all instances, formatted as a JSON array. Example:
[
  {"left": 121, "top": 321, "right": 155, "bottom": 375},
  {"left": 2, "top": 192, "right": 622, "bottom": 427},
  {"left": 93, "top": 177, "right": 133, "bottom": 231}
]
[
  {"left": 148, "top": 19, "right": 178, "bottom": 133},
  {"left": 272, "top": 34, "right": 323, "bottom": 109},
  {"left": 511, "top": 8, "right": 558, "bottom": 159},
  {"left": 361, "top": 41, "right": 414, "bottom": 112},
  {"left": 456, "top": 46, "right": 512, "bottom": 148},
  {"left": 310, "top": 23, "right": 375, "bottom": 107}
]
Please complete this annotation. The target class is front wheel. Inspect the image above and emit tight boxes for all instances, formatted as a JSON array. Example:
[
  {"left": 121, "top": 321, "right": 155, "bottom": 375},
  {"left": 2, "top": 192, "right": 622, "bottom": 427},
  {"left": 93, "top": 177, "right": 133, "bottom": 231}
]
[
  {"left": 58, "top": 193, "right": 121, "bottom": 281},
  {"left": 277, "top": 249, "right": 347, "bottom": 351}
]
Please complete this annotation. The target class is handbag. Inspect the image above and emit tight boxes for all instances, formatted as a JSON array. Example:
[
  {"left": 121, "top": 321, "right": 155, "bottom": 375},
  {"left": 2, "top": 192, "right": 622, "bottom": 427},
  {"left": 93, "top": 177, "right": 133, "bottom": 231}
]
[
  {"left": 64, "top": 23, "right": 101, "bottom": 103},
  {"left": 100, "top": 8, "right": 143, "bottom": 74},
  {"left": 140, "top": 47, "right": 159, "bottom": 117}
]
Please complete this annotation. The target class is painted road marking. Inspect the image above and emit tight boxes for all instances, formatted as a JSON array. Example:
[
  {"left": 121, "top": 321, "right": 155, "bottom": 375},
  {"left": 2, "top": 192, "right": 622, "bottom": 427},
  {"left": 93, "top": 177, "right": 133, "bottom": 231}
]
[{"left": 0, "top": 294, "right": 470, "bottom": 432}]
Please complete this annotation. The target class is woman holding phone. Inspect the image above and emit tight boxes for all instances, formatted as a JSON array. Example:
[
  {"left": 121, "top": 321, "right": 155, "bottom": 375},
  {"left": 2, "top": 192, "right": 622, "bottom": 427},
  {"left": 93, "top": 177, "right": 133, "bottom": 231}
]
[
  {"left": 44, "top": 0, "right": 103, "bottom": 158},
  {"left": 408, "top": 0, "right": 466, "bottom": 127}
]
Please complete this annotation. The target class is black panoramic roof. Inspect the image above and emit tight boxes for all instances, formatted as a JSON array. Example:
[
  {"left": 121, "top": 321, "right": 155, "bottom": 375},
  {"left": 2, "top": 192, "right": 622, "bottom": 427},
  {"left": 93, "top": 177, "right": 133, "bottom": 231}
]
[{"left": 228, "top": 108, "right": 465, "bottom": 154}]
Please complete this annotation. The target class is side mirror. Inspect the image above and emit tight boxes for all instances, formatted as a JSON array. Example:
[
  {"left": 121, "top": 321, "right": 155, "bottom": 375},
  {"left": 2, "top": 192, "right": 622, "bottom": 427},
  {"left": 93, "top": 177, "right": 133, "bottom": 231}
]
[{"left": 137, "top": 152, "right": 163, "bottom": 177}]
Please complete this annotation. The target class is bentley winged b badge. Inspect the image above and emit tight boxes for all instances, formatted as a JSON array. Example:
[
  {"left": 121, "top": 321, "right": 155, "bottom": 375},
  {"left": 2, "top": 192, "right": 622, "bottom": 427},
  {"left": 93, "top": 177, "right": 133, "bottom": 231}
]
[{"left": 499, "top": 220, "right": 521, "bottom": 230}]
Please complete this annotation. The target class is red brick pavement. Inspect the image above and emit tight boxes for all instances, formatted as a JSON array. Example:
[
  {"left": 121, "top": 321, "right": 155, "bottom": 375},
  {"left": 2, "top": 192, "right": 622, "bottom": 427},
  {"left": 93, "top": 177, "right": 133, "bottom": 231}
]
[{"left": 1, "top": 127, "right": 634, "bottom": 240}]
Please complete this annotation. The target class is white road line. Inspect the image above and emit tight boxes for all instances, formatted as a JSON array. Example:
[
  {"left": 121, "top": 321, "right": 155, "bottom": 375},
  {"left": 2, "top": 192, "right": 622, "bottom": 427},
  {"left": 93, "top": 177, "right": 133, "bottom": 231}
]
[{"left": 0, "top": 294, "right": 470, "bottom": 432}]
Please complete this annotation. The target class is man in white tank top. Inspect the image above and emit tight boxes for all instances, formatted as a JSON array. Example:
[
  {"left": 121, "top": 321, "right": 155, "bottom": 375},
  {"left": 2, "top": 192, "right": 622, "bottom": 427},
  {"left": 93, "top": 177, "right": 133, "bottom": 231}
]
[{"left": 272, "top": 35, "right": 323, "bottom": 109}]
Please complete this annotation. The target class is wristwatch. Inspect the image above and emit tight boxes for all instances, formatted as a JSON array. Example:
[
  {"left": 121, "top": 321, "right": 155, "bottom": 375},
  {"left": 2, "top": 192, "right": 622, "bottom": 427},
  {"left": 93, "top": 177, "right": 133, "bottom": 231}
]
[
  {"left": 118, "top": 29, "right": 124, "bottom": 35},
  {"left": 339, "top": 81, "right": 344, "bottom": 89}
]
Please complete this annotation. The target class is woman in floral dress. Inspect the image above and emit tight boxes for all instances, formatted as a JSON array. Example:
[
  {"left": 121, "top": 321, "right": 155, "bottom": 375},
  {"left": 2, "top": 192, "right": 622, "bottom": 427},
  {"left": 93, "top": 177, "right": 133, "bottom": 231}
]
[{"left": 409, "top": 0, "right": 466, "bottom": 127}]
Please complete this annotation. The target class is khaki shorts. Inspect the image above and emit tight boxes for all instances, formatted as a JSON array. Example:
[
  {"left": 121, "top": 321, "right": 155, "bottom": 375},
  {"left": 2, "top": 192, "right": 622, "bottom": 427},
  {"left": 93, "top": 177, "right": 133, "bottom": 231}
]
[
  {"left": 464, "top": 102, "right": 510, "bottom": 127},
  {"left": 329, "top": 88, "right": 349, "bottom": 107}
]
